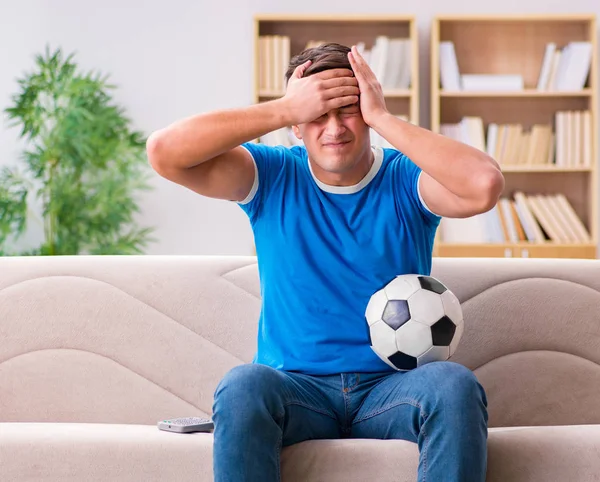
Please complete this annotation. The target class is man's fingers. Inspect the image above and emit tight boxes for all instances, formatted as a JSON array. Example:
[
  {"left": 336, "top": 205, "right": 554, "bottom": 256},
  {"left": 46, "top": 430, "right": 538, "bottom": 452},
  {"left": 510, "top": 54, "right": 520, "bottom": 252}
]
[
  {"left": 328, "top": 95, "right": 360, "bottom": 109},
  {"left": 292, "top": 60, "right": 312, "bottom": 79},
  {"left": 320, "top": 76, "right": 359, "bottom": 90},
  {"left": 314, "top": 68, "right": 355, "bottom": 80},
  {"left": 322, "top": 85, "right": 360, "bottom": 100},
  {"left": 352, "top": 47, "right": 380, "bottom": 81}
]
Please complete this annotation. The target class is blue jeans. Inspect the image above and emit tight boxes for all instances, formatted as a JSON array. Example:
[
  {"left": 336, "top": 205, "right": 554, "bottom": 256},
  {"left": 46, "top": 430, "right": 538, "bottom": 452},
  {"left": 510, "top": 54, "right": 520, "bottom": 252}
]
[{"left": 212, "top": 361, "right": 488, "bottom": 482}]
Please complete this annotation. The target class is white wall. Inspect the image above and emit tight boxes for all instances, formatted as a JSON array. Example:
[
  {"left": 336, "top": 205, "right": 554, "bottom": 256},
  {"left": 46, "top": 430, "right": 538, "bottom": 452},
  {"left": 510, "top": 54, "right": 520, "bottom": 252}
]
[{"left": 1, "top": 0, "right": 599, "bottom": 255}]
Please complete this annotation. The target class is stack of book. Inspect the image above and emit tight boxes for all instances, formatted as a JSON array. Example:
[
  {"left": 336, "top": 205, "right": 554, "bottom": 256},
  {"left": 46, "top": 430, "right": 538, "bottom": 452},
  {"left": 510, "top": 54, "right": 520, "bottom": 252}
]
[
  {"left": 258, "top": 35, "right": 413, "bottom": 94},
  {"left": 356, "top": 36, "right": 412, "bottom": 90},
  {"left": 440, "top": 111, "right": 593, "bottom": 167},
  {"left": 536, "top": 41, "right": 593, "bottom": 91},
  {"left": 258, "top": 35, "right": 291, "bottom": 93},
  {"left": 440, "top": 192, "right": 591, "bottom": 244}
]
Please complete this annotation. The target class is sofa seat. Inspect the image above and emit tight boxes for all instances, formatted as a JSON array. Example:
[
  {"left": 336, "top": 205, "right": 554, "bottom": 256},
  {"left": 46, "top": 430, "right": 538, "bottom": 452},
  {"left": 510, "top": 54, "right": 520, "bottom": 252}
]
[{"left": 2, "top": 422, "right": 600, "bottom": 482}]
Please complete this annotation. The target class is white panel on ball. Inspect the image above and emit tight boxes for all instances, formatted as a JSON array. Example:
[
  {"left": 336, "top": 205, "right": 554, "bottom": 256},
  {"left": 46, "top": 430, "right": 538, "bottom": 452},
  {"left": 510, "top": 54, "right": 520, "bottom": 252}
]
[
  {"left": 407, "top": 290, "right": 445, "bottom": 326},
  {"left": 440, "top": 290, "right": 463, "bottom": 323},
  {"left": 395, "top": 320, "right": 433, "bottom": 358},
  {"left": 369, "top": 320, "right": 399, "bottom": 357},
  {"left": 417, "top": 345, "right": 450, "bottom": 367},
  {"left": 384, "top": 276, "right": 421, "bottom": 301},
  {"left": 449, "top": 319, "right": 465, "bottom": 356},
  {"left": 365, "top": 289, "right": 388, "bottom": 326}
]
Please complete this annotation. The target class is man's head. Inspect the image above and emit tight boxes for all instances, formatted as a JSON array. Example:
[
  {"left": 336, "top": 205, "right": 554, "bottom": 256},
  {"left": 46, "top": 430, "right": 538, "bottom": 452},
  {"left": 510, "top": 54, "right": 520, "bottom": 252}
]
[{"left": 285, "top": 43, "right": 372, "bottom": 184}]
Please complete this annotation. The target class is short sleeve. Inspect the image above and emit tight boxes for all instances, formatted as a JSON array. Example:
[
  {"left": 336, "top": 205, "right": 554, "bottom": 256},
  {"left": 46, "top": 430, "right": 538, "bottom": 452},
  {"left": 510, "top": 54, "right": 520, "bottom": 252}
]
[
  {"left": 394, "top": 151, "right": 442, "bottom": 227},
  {"left": 237, "top": 142, "right": 287, "bottom": 223}
]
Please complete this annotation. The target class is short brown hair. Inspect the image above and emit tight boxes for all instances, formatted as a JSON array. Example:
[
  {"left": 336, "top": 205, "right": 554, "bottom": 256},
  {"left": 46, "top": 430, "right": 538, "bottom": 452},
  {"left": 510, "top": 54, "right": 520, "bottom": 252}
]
[{"left": 284, "top": 42, "right": 352, "bottom": 84}]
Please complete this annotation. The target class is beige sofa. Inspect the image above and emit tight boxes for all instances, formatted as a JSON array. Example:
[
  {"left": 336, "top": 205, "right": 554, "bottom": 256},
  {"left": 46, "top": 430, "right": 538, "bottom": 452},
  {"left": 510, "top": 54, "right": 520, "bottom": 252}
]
[{"left": 1, "top": 254, "right": 600, "bottom": 481}]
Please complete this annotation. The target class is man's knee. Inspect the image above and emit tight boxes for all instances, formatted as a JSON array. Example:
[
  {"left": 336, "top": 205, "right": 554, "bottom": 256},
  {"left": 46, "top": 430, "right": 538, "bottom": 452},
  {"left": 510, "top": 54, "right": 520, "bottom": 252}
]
[
  {"left": 421, "top": 361, "right": 487, "bottom": 408},
  {"left": 213, "top": 363, "right": 283, "bottom": 410}
]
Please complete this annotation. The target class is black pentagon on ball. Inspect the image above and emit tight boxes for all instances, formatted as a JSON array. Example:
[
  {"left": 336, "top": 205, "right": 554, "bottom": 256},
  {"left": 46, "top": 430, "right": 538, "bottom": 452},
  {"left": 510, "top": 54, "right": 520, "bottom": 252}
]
[
  {"left": 388, "top": 351, "right": 418, "bottom": 370},
  {"left": 382, "top": 299, "right": 411, "bottom": 330},
  {"left": 418, "top": 275, "right": 447, "bottom": 295},
  {"left": 432, "top": 315, "right": 456, "bottom": 346}
]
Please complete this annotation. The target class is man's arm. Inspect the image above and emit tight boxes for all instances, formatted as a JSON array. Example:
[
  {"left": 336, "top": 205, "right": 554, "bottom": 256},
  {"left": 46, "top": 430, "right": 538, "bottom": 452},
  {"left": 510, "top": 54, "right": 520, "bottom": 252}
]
[
  {"left": 371, "top": 115, "right": 505, "bottom": 218},
  {"left": 146, "top": 99, "right": 291, "bottom": 202},
  {"left": 147, "top": 63, "right": 359, "bottom": 202},
  {"left": 348, "top": 46, "right": 504, "bottom": 219}
]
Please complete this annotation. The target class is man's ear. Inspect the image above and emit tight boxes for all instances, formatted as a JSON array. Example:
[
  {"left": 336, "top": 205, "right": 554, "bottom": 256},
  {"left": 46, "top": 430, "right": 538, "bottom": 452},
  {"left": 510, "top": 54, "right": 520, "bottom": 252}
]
[{"left": 292, "top": 125, "right": 302, "bottom": 140}]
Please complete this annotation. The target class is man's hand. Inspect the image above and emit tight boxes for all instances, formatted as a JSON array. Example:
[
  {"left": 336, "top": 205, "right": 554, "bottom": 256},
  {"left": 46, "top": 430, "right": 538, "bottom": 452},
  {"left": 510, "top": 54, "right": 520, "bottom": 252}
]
[
  {"left": 282, "top": 61, "right": 359, "bottom": 125},
  {"left": 348, "top": 45, "right": 389, "bottom": 127}
]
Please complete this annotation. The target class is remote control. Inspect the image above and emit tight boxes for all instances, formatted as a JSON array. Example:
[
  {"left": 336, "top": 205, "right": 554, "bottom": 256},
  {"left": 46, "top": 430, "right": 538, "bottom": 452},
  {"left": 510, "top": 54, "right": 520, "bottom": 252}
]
[{"left": 157, "top": 416, "right": 214, "bottom": 433}]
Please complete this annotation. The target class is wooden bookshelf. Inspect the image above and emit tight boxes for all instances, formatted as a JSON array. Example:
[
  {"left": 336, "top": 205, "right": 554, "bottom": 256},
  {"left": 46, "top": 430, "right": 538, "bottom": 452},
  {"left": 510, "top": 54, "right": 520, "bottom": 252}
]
[
  {"left": 253, "top": 14, "right": 419, "bottom": 147},
  {"left": 431, "top": 14, "right": 598, "bottom": 259}
]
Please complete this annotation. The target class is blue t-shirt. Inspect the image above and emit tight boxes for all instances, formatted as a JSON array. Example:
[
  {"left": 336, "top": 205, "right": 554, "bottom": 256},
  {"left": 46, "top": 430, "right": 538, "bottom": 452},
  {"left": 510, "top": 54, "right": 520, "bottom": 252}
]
[{"left": 238, "top": 142, "right": 441, "bottom": 375}]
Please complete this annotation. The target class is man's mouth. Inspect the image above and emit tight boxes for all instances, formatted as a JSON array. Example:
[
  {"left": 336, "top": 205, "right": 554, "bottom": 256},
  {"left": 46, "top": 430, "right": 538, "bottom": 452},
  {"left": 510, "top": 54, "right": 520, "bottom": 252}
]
[{"left": 323, "top": 140, "right": 351, "bottom": 147}]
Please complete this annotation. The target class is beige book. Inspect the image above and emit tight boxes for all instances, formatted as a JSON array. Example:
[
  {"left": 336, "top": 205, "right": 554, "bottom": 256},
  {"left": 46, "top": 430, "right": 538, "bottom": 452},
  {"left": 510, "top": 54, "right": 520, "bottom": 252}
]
[
  {"left": 538, "top": 125, "right": 553, "bottom": 165},
  {"left": 547, "top": 132, "right": 556, "bottom": 165},
  {"left": 554, "top": 194, "right": 592, "bottom": 242},
  {"left": 525, "top": 125, "right": 543, "bottom": 165},
  {"left": 509, "top": 200, "right": 527, "bottom": 241},
  {"left": 546, "top": 50, "right": 562, "bottom": 89},
  {"left": 501, "top": 125, "right": 514, "bottom": 164},
  {"left": 543, "top": 195, "right": 581, "bottom": 243},
  {"left": 281, "top": 36, "right": 291, "bottom": 92},
  {"left": 526, "top": 195, "right": 563, "bottom": 242},
  {"left": 554, "top": 112, "right": 565, "bottom": 166},
  {"left": 496, "top": 201, "right": 510, "bottom": 242},
  {"left": 534, "top": 195, "right": 571, "bottom": 243},
  {"left": 513, "top": 191, "right": 546, "bottom": 243},
  {"left": 582, "top": 110, "right": 592, "bottom": 168},
  {"left": 264, "top": 36, "right": 274, "bottom": 92},
  {"left": 565, "top": 111, "right": 573, "bottom": 167},
  {"left": 494, "top": 125, "right": 507, "bottom": 163},
  {"left": 572, "top": 110, "right": 581, "bottom": 166}
]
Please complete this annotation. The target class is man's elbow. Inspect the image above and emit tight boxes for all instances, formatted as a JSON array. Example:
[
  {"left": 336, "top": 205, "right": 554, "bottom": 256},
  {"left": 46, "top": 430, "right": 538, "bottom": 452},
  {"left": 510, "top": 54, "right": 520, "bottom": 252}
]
[
  {"left": 477, "top": 167, "right": 505, "bottom": 213},
  {"left": 146, "top": 130, "right": 167, "bottom": 174},
  {"left": 146, "top": 130, "right": 181, "bottom": 179}
]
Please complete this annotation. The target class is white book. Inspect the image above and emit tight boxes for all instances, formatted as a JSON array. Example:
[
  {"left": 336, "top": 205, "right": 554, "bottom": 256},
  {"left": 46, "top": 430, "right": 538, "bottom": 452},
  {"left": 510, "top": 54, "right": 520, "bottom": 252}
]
[
  {"left": 564, "top": 42, "right": 592, "bottom": 90},
  {"left": 461, "top": 74, "right": 524, "bottom": 91},
  {"left": 397, "top": 39, "right": 412, "bottom": 89},
  {"left": 552, "top": 44, "right": 574, "bottom": 90},
  {"left": 382, "top": 38, "right": 407, "bottom": 90},
  {"left": 486, "top": 123, "right": 498, "bottom": 157},
  {"left": 536, "top": 43, "right": 556, "bottom": 90},
  {"left": 460, "top": 117, "right": 486, "bottom": 152},
  {"left": 439, "top": 41, "right": 461, "bottom": 90},
  {"left": 440, "top": 215, "right": 488, "bottom": 243},
  {"left": 499, "top": 198, "right": 518, "bottom": 242},
  {"left": 371, "top": 36, "right": 390, "bottom": 85}
]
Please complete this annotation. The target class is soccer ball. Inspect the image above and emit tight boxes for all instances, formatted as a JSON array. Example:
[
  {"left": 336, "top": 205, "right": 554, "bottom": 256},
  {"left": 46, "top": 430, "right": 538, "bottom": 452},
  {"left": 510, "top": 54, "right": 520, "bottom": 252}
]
[{"left": 365, "top": 274, "right": 464, "bottom": 371}]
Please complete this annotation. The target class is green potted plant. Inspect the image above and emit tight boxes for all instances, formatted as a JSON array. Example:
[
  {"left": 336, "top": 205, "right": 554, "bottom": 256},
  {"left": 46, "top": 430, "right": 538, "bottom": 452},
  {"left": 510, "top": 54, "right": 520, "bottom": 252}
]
[{"left": 0, "top": 45, "right": 154, "bottom": 256}]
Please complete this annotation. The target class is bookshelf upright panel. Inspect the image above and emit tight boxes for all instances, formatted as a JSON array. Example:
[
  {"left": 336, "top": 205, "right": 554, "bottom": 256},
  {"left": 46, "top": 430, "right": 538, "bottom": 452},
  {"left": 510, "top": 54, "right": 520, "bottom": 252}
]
[{"left": 431, "top": 14, "right": 598, "bottom": 259}]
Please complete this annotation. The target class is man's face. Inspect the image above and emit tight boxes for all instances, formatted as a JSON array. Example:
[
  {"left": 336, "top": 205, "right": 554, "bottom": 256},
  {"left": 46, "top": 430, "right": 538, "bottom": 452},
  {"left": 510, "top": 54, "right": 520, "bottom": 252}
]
[{"left": 292, "top": 102, "right": 371, "bottom": 175}]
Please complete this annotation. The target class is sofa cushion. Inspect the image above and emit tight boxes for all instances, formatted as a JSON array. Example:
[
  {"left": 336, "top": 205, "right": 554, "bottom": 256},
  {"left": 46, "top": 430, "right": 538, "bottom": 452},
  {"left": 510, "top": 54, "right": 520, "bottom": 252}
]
[
  {"left": 2, "top": 256, "right": 600, "bottom": 429},
  {"left": 2, "top": 423, "right": 600, "bottom": 482}
]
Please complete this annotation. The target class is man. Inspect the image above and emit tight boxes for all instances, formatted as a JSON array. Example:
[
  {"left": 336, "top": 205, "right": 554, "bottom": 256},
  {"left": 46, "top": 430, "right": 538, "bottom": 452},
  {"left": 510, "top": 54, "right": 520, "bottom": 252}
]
[{"left": 147, "top": 42, "right": 504, "bottom": 482}]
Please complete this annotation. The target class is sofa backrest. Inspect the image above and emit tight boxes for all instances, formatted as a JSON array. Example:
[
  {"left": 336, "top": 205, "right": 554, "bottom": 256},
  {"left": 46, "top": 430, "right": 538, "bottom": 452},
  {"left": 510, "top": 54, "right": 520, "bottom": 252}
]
[{"left": 1, "top": 255, "right": 599, "bottom": 428}]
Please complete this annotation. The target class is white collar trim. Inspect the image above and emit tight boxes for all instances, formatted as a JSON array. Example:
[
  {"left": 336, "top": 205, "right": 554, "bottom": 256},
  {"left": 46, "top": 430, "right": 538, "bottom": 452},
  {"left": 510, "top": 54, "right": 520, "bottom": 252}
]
[{"left": 307, "top": 146, "right": 383, "bottom": 194}]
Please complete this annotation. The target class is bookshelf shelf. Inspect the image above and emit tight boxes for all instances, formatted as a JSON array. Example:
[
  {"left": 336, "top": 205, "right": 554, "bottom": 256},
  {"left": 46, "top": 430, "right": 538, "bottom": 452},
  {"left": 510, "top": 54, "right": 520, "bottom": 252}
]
[
  {"left": 431, "top": 14, "right": 598, "bottom": 259},
  {"left": 437, "top": 243, "right": 597, "bottom": 259},
  {"left": 500, "top": 165, "right": 593, "bottom": 173},
  {"left": 253, "top": 14, "right": 420, "bottom": 147},
  {"left": 440, "top": 89, "right": 593, "bottom": 98}
]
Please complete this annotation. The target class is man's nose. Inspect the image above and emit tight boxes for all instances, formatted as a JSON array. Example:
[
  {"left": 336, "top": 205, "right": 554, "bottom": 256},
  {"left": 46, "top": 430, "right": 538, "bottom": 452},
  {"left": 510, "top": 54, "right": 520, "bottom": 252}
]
[{"left": 324, "top": 114, "right": 346, "bottom": 137}]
